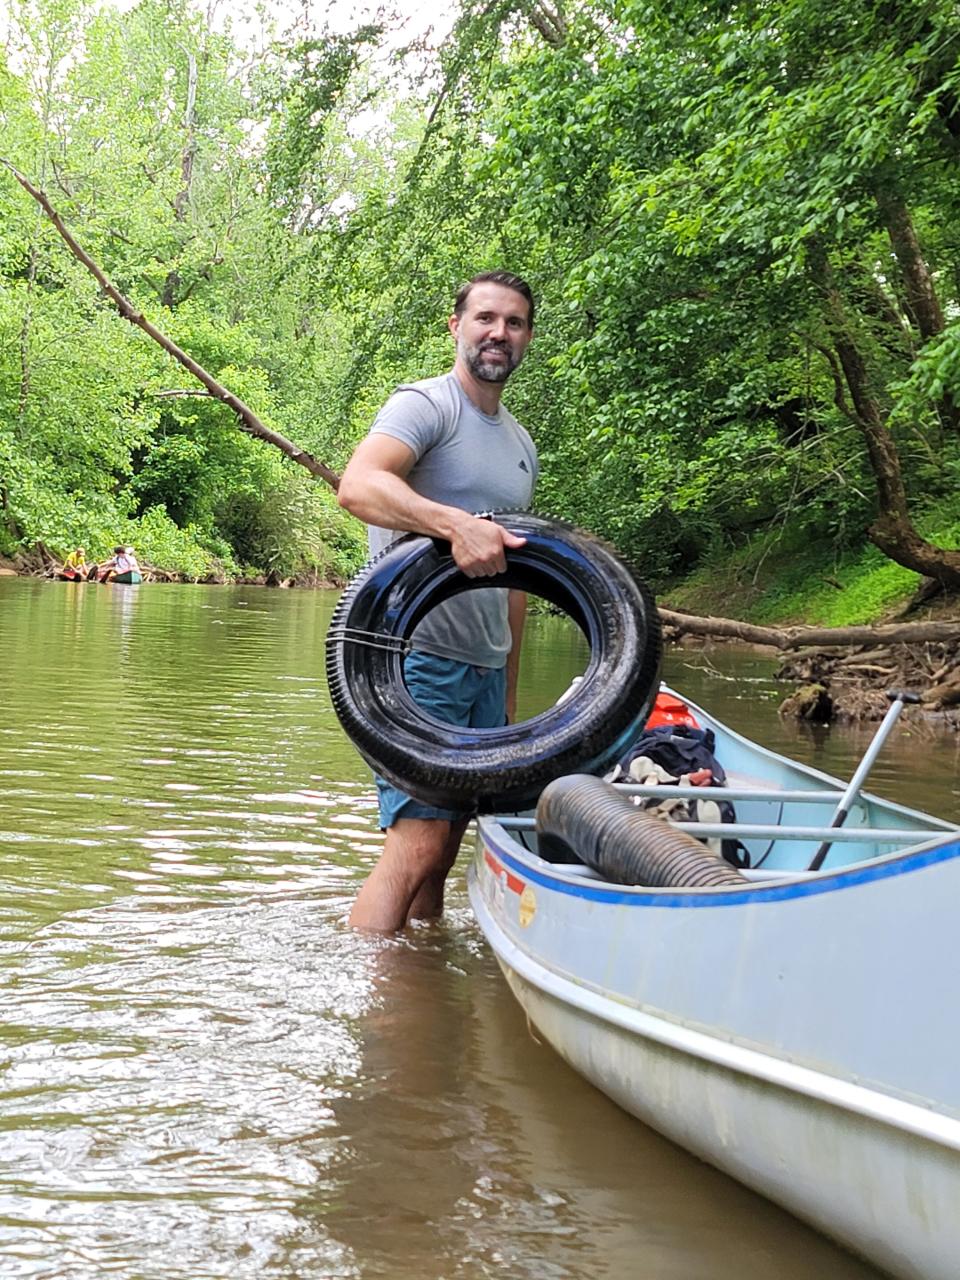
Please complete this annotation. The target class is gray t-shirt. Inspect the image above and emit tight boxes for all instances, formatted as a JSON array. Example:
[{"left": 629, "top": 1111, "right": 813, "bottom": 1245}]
[{"left": 368, "top": 372, "right": 538, "bottom": 668}]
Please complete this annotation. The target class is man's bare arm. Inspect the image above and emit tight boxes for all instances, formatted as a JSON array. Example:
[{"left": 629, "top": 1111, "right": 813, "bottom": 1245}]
[{"left": 338, "top": 434, "right": 526, "bottom": 577}]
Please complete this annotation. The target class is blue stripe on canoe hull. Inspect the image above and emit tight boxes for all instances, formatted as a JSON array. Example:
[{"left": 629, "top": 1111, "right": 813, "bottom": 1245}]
[{"left": 481, "top": 827, "right": 960, "bottom": 909}]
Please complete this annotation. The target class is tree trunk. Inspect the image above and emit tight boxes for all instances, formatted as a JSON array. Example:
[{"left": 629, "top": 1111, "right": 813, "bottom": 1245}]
[
  {"left": 0, "top": 485, "right": 22, "bottom": 542},
  {"left": 17, "top": 244, "right": 37, "bottom": 419},
  {"left": 874, "top": 186, "right": 958, "bottom": 434},
  {"left": 162, "top": 48, "right": 199, "bottom": 310},
  {"left": 875, "top": 188, "right": 945, "bottom": 342},
  {"left": 809, "top": 242, "right": 960, "bottom": 586},
  {"left": 18, "top": 44, "right": 60, "bottom": 426},
  {"left": 173, "top": 49, "right": 198, "bottom": 223},
  {"left": 528, "top": 0, "right": 566, "bottom": 46}
]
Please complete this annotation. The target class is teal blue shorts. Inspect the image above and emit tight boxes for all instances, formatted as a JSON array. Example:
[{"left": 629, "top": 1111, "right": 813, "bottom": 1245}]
[{"left": 375, "top": 651, "right": 507, "bottom": 829}]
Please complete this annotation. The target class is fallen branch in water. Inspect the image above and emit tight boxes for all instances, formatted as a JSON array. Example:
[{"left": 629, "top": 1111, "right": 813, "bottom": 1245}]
[
  {"left": 660, "top": 607, "right": 960, "bottom": 718},
  {"left": 658, "top": 608, "right": 960, "bottom": 650}
]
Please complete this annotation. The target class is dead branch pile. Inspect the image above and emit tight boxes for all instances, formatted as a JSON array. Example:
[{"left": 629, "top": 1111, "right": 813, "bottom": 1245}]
[{"left": 775, "top": 640, "right": 960, "bottom": 723}]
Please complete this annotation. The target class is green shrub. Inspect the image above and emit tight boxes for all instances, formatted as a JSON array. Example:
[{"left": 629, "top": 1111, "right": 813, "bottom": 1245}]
[
  {"left": 125, "top": 505, "right": 234, "bottom": 581},
  {"left": 216, "top": 473, "right": 366, "bottom": 581}
]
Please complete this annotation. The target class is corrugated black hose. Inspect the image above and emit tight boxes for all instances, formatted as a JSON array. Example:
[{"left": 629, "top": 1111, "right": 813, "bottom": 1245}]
[{"left": 536, "top": 774, "right": 747, "bottom": 888}]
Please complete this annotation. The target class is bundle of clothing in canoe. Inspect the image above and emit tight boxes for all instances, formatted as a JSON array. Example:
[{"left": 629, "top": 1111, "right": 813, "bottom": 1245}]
[
  {"left": 58, "top": 547, "right": 143, "bottom": 584},
  {"left": 605, "top": 691, "right": 751, "bottom": 870}
]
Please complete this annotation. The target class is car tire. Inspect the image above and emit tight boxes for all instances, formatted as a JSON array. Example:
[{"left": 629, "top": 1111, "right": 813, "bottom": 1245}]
[{"left": 325, "top": 512, "right": 662, "bottom": 813}]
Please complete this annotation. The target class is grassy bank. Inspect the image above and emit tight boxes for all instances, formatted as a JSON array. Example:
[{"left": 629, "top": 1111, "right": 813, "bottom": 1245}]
[{"left": 663, "top": 508, "right": 960, "bottom": 629}]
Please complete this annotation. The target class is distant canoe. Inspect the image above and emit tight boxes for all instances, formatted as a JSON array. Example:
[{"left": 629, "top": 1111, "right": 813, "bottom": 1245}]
[{"left": 55, "top": 568, "right": 142, "bottom": 583}]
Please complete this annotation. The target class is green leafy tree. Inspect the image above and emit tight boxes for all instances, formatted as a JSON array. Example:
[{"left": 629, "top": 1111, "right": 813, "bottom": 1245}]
[
  {"left": 0, "top": 0, "right": 382, "bottom": 576},
  {"left": 470, "top": 0, "right": 960, "bottom": 580}
]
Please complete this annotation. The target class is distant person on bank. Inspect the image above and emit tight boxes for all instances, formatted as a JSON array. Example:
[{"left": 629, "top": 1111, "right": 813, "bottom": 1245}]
[
  {"left": 100, "top": 545, "right": 141, "bottom": 582},
  {"left": 337, "top": 270, "right": 539, "bottom": 932},
  {"left": 62, "top": 547, "right": 87, "bottom": 578}
]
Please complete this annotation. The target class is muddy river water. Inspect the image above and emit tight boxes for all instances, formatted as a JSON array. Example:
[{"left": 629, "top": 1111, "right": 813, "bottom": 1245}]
[{"left": 1, "top": 577, "right": 957, "bottom": 1279}]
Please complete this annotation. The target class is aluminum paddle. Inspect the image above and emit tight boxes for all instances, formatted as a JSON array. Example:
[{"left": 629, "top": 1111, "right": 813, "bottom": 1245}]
[{"left": 806, "top": 688, "right": 920, "bottom": 871}]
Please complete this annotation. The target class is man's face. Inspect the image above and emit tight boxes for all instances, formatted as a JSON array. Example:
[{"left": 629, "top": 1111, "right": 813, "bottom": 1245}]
[{"left": 449, "top": 283, "right": 533, "bottom": 384}]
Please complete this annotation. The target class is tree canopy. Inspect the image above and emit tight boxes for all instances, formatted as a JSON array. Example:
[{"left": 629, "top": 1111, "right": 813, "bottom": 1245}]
[{"left": 2, "top": 0, "right": 959, "bottom": 601}]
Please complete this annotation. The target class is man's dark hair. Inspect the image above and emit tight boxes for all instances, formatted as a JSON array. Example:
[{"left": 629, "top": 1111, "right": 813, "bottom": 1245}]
[{"left": 454, "top": 271, "right": 535, "bottom": 328}]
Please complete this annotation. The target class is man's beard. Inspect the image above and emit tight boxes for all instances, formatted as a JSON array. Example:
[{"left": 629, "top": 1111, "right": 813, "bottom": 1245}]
[{"left": 460, "top": 338, "right": 522, "bottom": 384}]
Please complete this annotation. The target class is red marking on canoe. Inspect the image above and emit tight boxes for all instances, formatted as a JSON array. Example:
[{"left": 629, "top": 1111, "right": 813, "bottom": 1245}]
[{"left": 484, "top": 847, "right": 525, "bottom": 895}]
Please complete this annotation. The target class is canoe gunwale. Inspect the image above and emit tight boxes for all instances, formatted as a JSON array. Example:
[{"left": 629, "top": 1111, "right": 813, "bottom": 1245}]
[
  {"left": 477, "top": 681, "right": 957, "bottom": 902},
  {"left": 469, "top": 868, "right": 960, "bottom": 1151},
  {"left": 480, "top": 820, "right": 960, "bottom": 909},
  {"left": 495, "top": 814, "right": 945, "bottom": 844}
]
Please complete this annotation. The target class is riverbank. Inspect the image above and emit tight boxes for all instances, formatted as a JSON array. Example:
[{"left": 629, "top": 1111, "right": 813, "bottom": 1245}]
[
  {"left": 662, "top": 528, "right": 960, "bottom": 723},
  {"left": 663, "top": 522, "right": 958, "bottom": 629},
  {"left": 1, "top": 553, "right": 337, "bottom": 590}
]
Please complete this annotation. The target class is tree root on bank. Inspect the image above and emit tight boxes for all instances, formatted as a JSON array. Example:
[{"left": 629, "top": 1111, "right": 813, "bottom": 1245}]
[
  {"left": 776, "top": 641, "right": 960, "bottom": 723},
  {"left": 661, "top": 606, "right": 960, "bottom": 725}
]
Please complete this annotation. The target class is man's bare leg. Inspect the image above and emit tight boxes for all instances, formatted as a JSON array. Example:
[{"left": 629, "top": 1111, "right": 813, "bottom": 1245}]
[
  {"left": 405, "top": 817, "right": 470, "bottom": 923},
  {"left": 350, "top": 816, "right": 463, "bottom": 932}
]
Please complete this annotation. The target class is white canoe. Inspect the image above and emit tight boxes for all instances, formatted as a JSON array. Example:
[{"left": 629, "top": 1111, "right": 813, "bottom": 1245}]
[{"left": 468, "top": 686, "right": 960, "bottom": 1279}]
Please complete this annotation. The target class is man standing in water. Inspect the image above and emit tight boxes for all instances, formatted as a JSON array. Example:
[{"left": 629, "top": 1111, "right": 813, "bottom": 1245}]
[{"left": 337, "top": 271, "right": 538, "bottom": 931}]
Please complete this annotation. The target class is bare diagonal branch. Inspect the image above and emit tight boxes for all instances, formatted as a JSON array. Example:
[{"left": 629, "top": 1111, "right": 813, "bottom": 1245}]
[{"left": 1, "top": 158, "right": 340, "bottom": 491}]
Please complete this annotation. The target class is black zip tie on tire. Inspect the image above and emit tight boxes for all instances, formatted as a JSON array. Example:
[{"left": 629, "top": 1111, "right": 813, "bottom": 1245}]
[{"left": 325, "top": 627, "right": 412, "bottom": 656}]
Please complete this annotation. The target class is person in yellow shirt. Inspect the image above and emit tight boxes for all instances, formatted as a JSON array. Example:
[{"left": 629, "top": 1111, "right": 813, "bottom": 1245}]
[{"left": 61, "top": 547, "right": 87, "bottom": 580}]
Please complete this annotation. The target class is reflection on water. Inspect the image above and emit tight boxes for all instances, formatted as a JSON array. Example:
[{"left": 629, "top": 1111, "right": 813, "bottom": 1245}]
[
  {"left": 1, "top": 578, "right": 946, "bottom": 1276},
  {"left": 320, "top": 933, "right": 878, "bottom": 1280}
]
